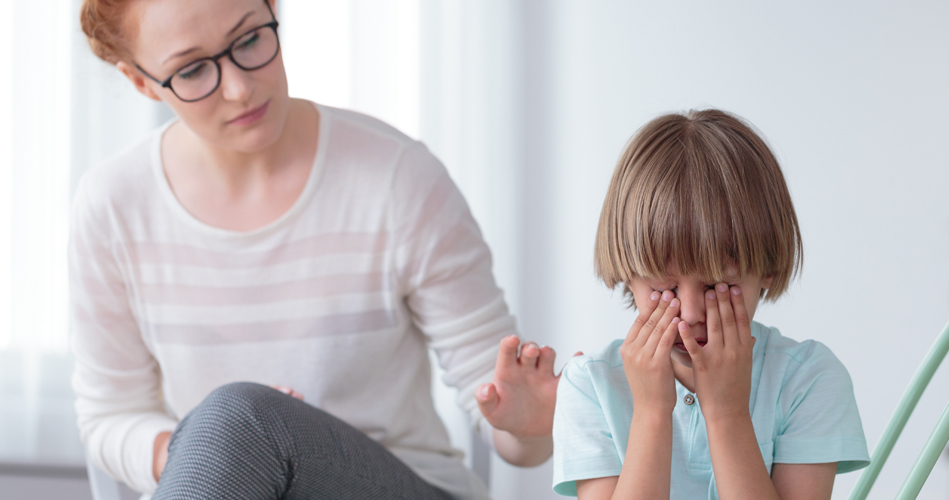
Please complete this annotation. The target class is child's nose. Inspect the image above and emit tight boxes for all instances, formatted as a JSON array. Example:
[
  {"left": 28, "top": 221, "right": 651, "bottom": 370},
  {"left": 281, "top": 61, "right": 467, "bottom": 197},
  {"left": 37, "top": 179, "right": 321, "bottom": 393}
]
[{"left": 676, "top": 287, "right": 705, "bottom": 324}]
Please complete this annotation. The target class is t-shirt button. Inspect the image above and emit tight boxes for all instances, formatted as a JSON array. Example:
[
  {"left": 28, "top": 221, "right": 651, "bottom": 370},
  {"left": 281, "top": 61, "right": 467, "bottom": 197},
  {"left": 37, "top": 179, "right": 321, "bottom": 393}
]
[{"left": 683, "top": 394, "right": 695, "bottom": 405}]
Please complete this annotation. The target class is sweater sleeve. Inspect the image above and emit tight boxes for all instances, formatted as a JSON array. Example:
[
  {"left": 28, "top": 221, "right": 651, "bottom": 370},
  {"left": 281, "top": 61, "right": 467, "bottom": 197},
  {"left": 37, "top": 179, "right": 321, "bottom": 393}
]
[
  {"left": 391, "top": 142, "right": 516, "bottom": 440},
  {"left": 69, "top": 176, "right": 178, "bottom": 494}
]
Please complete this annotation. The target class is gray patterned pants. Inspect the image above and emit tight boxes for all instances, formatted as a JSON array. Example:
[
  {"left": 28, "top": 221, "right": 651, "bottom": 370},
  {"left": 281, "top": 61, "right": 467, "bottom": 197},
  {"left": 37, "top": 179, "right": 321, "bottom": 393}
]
[{"left": 152, "top": 382, "right": 453, "bottom": 500}]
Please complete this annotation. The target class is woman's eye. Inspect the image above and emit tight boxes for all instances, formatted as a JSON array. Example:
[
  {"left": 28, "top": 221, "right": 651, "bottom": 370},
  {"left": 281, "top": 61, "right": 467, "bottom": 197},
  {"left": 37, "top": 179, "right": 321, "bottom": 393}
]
[
  {"left": 177, "top": 61, "right": 208, "bottom": 80},
  {"left": 235, "top": 32, "right": 260, "bottom": 51}
]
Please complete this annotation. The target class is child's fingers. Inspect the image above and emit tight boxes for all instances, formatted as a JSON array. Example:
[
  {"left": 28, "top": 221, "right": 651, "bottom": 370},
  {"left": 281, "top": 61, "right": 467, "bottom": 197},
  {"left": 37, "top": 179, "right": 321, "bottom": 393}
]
[
  {"left": 643, "top": 301, "right": 679, "bottom": 353},
  {"left": 635, "top": 294, "right": 679, "bottom": 349},
  {"left": 705, "top": 289, "right": 723, "bottom": 346},
  {"left": 625, "top": 291, "right": 662, "bottom": 344},
  {"left": 715, "top": 283, "right": 740, "bottom": 346},
  {"left": 654, "top": 317, "right": 681, "bottom": 358},
  {"left": 729, "top": 286, "right": 754, "bottom": 346},
  {"left": 677, "top": 320, "right": 704, "bottom": 361}
]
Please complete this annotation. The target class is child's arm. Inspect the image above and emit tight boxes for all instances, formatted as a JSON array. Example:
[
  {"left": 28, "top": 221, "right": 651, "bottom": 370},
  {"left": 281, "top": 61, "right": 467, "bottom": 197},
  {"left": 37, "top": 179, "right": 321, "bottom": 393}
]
[
  {"left": 678, "top": 284, "right": 835, "bottom": 500},
  {"left": 576, "top": 290, "right": 682, "bottom": 500},
  {"left": 576, "top": 409, "right": 674, "bottom": 500},
  {"left": 772, "top": 463, "right": 837, "bottom": 500}
]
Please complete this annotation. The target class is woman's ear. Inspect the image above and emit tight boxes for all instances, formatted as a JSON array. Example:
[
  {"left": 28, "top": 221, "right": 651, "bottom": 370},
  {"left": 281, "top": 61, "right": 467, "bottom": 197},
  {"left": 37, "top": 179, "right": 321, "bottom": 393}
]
[{"left": 116, "top": 61, "right": 163, "bottom": 102}]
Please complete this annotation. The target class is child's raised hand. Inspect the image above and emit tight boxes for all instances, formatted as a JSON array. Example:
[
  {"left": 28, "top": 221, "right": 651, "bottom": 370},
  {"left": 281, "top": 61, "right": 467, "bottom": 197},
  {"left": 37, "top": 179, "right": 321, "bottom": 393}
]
[
  {"left": 677, "top": 283, "right": 754, "bottom": 422},
  {"left": 621, "top": 290, "right": 681, "bottom": 414}
]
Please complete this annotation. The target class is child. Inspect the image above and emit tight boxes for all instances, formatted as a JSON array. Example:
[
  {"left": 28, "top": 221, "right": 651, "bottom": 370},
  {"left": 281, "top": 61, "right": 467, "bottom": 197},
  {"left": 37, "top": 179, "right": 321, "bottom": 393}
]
[{"left": 552, "top": 110, "right": 870, "bottom": 500}]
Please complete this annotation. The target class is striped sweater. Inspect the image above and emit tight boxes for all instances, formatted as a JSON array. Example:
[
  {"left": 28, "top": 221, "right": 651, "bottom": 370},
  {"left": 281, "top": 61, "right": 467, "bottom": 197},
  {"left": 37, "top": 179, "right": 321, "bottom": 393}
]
[{"left": 70, "top": 104, "right": 511, "bottom": 500}]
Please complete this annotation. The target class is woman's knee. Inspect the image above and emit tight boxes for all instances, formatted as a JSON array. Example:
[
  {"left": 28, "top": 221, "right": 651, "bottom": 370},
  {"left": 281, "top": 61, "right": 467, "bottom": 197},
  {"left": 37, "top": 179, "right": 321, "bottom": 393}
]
[{"left": 179, "top": 382, "right": 289, "bottom": 437}]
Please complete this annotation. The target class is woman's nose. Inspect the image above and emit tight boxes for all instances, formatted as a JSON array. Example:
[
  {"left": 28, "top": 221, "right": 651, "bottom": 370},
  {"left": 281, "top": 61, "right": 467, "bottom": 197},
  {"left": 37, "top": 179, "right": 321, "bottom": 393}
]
[
  {"left": 219, "top": 58, "right": 253, "bottom": 102},
  {"left": 676, "top": 287, "right": 705, "bottom": 324}
]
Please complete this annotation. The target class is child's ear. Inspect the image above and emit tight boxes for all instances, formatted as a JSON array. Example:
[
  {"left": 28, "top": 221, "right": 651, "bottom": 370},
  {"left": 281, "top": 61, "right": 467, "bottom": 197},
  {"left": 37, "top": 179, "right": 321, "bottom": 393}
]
[{"left": 761, "top": 275, "right": 774, "bottom": 290}]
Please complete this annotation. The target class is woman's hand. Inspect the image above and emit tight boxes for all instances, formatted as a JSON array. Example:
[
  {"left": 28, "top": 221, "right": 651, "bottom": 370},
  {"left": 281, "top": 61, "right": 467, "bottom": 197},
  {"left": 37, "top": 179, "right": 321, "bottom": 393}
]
[
  {"left": 476, "top": 336, "right": 563, "bottom": 438},
  {"left": 152, "top": 431, "right": 171, "bottom": 482},
  {"left": 677, "top": 283, "right": 754, "bottom": 422},
  {"left": 621, "top": 290, "right": 681, "bottom": 415},
  {"left": 477, "top": 335, "right": 580, "bottom": 466},
  {"left": 271, "top": 385, "right": 305, "bottom": 401}
]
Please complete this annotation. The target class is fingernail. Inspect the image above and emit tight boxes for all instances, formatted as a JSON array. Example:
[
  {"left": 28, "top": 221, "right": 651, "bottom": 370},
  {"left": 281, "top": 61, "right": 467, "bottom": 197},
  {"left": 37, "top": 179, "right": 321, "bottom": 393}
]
[
  {"left": 662, "top": 290, "right": 673, "bottom": 301},
  {"left": 670, "top": 298, "right": 679, "bottom": 307},
  {"left": 279, "top": 387, "right": 291, "bottom": 394},
  {"left": 731, "top": 286, "right": 741, "bottom": 295},
  {"left": 480, "top": 385, "right": 490, "bottom": 397},
  {"left": 650, "top": 291, "right": 660, "bottom": 301},
  {"left": 706, "top": 290, "right": 716, "bottom": 300},
  {"left": 671, "top": 317, "right": 680, "bottom": 324},
  {"left": 716, "top": 283, "right": 728, "bottom": 293},
  {"left": 678, "top": 321, "right": 687, "bottom": 331}
]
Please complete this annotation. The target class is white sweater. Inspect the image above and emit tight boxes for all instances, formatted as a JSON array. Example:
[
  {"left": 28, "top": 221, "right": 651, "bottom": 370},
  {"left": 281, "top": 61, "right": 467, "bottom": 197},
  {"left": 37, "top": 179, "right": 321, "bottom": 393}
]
[{"left": 70, "top": 104, "right": 512, "bottom": 500}]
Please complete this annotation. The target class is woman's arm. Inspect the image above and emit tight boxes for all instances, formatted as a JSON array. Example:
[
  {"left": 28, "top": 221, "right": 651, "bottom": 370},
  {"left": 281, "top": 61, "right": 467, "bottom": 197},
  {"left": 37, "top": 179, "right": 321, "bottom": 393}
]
[
  {"left": 476, "top": 335, "right": 561, "bottom": 466},
  {"left": 71, "top": 176, "right": 177, "bottom": 493}
]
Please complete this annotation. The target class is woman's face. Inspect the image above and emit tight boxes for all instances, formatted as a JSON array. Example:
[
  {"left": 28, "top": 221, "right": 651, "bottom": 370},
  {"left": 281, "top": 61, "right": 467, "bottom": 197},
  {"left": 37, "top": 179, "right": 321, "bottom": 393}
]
[{"left": 124, "top": 0, "right": 290, "bottom": 153}]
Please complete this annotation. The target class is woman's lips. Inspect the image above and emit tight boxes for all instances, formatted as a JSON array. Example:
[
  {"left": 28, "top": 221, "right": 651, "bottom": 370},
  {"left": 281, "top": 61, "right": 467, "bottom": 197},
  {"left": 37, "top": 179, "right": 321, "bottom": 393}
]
[{"left": 229, "top": 101, "right": 270, "bottom": 126}]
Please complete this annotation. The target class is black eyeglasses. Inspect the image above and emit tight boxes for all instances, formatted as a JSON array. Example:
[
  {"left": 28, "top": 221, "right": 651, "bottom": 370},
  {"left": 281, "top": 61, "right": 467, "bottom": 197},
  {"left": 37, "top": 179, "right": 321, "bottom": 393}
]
[{"left": 136, "top": 6, "right": 280, "bottom": 102}]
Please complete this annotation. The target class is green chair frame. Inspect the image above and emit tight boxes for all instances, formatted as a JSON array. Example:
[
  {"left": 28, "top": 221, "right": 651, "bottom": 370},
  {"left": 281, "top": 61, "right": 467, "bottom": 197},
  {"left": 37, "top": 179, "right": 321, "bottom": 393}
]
[{"left": 850, "top": 320, "right": 949, "bottom": 500}]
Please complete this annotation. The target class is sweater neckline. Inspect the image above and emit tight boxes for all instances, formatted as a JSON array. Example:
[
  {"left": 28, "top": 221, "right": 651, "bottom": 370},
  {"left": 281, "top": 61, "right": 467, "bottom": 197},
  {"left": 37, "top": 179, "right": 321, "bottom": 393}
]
[{"left": 149, "top": 101, "right": 330, "bottom": 241}]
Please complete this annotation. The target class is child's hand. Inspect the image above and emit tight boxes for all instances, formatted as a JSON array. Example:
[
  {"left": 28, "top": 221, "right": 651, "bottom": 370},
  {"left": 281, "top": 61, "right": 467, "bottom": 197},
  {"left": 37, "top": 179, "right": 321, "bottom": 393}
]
[
  {"left": 677, "top": 283, "right": 754, "bottom": 422},
  {"left": 621, "top": 290, "right": 681, "bottom": 415}
]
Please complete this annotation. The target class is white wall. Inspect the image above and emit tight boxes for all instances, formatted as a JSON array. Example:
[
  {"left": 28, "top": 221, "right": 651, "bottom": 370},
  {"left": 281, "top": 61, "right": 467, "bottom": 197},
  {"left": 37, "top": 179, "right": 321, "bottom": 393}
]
[{"left": 510, "top": 1, "right": 949, "bottom": 499}]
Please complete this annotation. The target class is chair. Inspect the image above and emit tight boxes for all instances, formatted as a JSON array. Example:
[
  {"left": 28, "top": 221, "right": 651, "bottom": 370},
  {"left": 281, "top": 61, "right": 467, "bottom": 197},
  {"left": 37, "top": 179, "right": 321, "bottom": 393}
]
[
  {"left": 87, "top": 428, "right": 491, "bottom": 499},
  {"left": 86, "top": 453, "right": 122, "bottom": 500},
  {"left": 849, "top": 320, "right": 949, "bottom": 500}
]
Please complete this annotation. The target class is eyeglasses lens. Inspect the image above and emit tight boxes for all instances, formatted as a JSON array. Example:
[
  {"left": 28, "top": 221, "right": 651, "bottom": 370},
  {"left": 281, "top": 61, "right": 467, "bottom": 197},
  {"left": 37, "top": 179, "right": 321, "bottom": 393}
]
[{"left": 169, "top": 25, "right": 278, "bottom": 102}]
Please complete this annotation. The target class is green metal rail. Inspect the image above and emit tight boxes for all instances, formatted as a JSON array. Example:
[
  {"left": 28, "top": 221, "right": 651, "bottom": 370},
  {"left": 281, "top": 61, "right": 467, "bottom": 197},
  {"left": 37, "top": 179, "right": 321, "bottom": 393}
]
[{"left": 849, "top": 320, "right": 949, "bottom": 500}]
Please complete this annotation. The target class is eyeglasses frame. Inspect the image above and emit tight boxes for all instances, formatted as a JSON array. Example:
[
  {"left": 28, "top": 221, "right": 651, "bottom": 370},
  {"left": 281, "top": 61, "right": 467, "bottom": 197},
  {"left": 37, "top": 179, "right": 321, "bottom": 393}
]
[{"left": 134, "top": 2, "right": 280, "bottom": 103}]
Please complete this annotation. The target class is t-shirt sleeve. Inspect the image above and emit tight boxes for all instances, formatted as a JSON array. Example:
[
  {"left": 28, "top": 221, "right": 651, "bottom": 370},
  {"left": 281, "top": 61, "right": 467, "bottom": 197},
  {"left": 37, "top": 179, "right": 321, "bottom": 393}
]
[
  {"left": 773, "top": 342, "right": 870, "bottom": 473},
  {"left": 390, "top": 141, "right": 516, "bottom": 440},
  {"left": 552, "top": 358, "right": 623, "bottom": 496}
]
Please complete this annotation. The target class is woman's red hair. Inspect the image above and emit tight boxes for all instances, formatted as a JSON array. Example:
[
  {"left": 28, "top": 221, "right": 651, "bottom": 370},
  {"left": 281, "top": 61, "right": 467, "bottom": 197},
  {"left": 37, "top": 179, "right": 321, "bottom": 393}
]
[{"left": 79, "top": 0, "right": 137, "bottom": 64}]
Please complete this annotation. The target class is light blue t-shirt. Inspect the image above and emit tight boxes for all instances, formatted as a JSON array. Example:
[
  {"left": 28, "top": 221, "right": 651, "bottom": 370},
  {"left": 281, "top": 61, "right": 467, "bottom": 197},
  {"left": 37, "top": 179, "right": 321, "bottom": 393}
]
[{"left": 552, "top": 321, "right": 870, "bottom": 499}]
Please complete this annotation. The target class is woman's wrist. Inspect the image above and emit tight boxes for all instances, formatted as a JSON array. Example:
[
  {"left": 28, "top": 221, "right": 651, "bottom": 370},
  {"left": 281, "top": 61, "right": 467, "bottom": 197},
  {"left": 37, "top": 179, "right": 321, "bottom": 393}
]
[
  {"left": 493, "top": 428, "right": 553, "bottom": 467},
  {"left": 152, "top": 431, "right": 172, "bottom": 482}
]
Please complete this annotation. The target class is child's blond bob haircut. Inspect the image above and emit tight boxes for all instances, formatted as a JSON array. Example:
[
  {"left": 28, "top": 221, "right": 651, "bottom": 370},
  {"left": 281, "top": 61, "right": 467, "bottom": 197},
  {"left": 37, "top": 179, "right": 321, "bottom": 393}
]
[{"left": 594, "top": 109, "right": 802, "bottom": 307}]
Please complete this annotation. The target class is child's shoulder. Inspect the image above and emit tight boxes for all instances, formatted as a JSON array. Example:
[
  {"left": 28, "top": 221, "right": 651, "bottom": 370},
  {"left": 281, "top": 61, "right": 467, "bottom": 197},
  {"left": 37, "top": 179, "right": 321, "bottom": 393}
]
[
  {"left": 567, "top": 338, "right": 626, "bottom": 371},
  {"left": 753, "top": 322, "right": 854, "bottom": 397},
  {"left": 755, "top": 321, "right": 846, "bottom": 371}
]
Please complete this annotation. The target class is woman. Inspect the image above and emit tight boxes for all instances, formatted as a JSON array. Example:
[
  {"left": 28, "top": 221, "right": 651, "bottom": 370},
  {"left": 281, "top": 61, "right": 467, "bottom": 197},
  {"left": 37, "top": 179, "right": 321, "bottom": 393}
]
[{"left": 72, "top": 0, "right": 560, "bottom": 498}]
